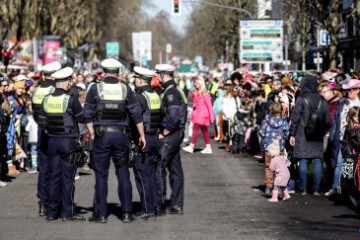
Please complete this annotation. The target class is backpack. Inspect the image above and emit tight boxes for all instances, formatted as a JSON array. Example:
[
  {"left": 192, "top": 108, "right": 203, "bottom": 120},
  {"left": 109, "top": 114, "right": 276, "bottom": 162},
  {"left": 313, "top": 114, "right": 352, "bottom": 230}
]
[{"left": 303, "top": 96, "right": 326, "bottom": 141}]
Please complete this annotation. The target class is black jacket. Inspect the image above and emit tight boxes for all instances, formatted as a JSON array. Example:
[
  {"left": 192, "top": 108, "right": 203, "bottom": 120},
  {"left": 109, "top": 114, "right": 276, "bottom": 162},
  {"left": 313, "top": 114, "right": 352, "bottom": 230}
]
[{"left": 290, "top": 76, "right": 330, "bottom": 159}]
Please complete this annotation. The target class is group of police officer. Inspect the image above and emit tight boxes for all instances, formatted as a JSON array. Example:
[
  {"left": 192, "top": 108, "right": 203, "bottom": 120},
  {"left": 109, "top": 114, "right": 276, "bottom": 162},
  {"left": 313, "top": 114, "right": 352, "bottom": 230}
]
[{"left": 31, "top": 58, "right": 187, "bottom": 223}]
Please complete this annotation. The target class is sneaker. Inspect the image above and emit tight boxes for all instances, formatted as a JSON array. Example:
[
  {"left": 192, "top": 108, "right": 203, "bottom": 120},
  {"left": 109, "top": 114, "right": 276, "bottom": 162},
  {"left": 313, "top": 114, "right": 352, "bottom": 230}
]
[
  {"left": 74, "top": 171, "right": 80, "bottom": 180},
  {"left": 133, "top": 212, "right": 149, "bottom": 220},
  {"left": 287, "top": 189, "right": 296, "bottom": 194},
  {"left": 254, "top": 154, "right": 262, "bottom": 159},
  {"left": 264, "top": 187, "right": 272, "bottom": 197},
  {"left": 313, "top": 190, "right": 321, "bottom": 196},
  {"left": 214, "top": 136, "right": 220, "bottom": 141},
  {"left": 200, "top": 147, "right": 212, "bottom": 154},
  {"left": 0, "top": 181, "right": 7, "bottom": 187},
  {"left": 81, "top": 163, "right": 91, "bottom": 171},
  {"left": 324, "top": 189, "right": 336, "bottom": 197},
  {"left": 27, "top": 167, "right": 38, "bottom": 174},
  {"left": 182, "top": 145, "right": 194, "bottom": 153},
  {"left": 299, "top": 191, "right": 307, "bottom": 196}
]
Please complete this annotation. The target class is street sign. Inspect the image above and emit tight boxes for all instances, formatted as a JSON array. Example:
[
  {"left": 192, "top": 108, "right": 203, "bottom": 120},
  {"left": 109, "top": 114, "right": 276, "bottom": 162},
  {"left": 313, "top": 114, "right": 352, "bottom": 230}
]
[
  {"left": 240, "top": 39, "right": 282, "bottom": 51},
  {"left": 239, "top": 20, "right": 283, "bottom": 64},
  {"left": 319, "top": 30, "right": 329, "bottom": 46},
  {"left": 166, "top": 43, "right": 172, "bottom": 53},
  {"left": 106, "top": 42, "right": 119, "bottom": 59},
  {"left": 240, "top": 28, "right": 283, "bottom": 39},
  {"left": 240, "top": 52, "right": 283, "bottom": 63},
  {"left": 240, "top": 20, "right": 283, "bottom": 28}
]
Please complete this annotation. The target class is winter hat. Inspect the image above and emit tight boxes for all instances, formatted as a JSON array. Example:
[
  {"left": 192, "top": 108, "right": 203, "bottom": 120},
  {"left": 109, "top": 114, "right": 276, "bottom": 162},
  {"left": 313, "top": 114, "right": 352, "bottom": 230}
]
[
  {"left": 281, "top": 76, "right": 293, "bottom": 88},
  {"left": 25, "top": 79, "right": 34, "bottom": 88},
  {"left": 267, "top": 139, "right": 280, "bottom": 157},
  {"left": 14, "top": 80, "right": 25, "bottom": 89}
]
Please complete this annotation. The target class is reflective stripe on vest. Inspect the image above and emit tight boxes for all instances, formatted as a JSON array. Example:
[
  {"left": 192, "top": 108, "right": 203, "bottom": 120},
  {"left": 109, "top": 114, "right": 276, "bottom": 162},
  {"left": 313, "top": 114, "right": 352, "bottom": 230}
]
[
  {"left": 32, "top": 86, "right": 55, "bottom": 105},
  {"left": 97, "top": 82, "right": 127, "bottom": 101},
  {"left": 142, "top": 91, "right": 161, "bottom": 110},
  {"left": 161, "top": 85, "right": 188, "bottom": 104},
  {"left": 43, "top": 95, "right": 70, "bottom": 113}
]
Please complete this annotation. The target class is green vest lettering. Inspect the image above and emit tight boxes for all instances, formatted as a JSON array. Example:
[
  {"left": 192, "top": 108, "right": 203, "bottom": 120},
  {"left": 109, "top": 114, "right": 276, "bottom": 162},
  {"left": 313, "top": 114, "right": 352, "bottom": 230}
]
[
  {"left": 97, "top": 82, "right": 127, "bottom": 101},
  {"left": 142, "top": 91, "right": 161, "bottom": 110}
]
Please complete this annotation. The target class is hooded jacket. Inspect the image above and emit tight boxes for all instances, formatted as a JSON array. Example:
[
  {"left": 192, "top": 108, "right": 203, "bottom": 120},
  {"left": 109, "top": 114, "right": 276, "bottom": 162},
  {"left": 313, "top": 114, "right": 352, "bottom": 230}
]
[
  {"left": 213, "top": 89, "right": 224, "bottom": 116},
  {"left": 290, "top": 75, "right": 330, "bottom": 159},
  {"left": 259, "top": 114, "right": 289, "bottom": 151}
]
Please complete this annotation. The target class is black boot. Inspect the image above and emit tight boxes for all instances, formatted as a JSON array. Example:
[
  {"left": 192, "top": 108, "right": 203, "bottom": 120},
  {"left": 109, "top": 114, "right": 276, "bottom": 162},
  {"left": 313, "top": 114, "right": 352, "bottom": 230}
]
[{"left": 38, "top": 202, "right": 46, "bottom": 217}]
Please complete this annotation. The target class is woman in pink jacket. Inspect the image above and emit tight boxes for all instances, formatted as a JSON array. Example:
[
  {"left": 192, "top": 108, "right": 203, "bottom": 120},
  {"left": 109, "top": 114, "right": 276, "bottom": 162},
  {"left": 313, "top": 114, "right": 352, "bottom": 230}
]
[{"left": 183, "top": 77, "right": 215, "bottom": 154}]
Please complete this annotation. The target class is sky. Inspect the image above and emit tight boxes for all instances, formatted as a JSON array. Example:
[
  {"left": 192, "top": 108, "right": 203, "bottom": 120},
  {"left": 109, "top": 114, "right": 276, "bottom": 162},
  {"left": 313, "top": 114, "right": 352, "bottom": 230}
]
[{"left": 148, "top": 0, "right": 194, "bottom": 34}]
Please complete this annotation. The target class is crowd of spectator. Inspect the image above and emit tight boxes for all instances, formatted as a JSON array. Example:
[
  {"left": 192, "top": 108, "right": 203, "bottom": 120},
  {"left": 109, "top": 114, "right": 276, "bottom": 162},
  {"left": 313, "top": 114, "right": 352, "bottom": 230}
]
[
  {"left": 1, "top": 65, "right": 360, "bottom": 210},
  {"left": 181, "top": 67, "right": 360, "bottom": 206}
]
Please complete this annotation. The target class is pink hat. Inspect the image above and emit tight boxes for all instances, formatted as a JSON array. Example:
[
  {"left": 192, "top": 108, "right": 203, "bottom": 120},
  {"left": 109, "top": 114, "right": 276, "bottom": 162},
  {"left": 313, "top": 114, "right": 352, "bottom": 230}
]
[{"left": 342, "top": 79, "right": 360, "bottom": 90}]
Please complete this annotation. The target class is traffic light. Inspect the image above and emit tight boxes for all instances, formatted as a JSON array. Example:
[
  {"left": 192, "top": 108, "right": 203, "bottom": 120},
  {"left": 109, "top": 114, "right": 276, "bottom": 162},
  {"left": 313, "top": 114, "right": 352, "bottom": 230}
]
[{"left": 172, "top": 0, "right": 181, "bottom": 15}]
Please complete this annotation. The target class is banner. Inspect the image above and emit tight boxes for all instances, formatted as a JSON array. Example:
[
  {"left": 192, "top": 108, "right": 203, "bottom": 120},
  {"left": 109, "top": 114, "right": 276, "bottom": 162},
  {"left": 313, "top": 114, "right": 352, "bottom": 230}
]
[{"left": 132, "top": 32, "right": 152, "bottom": 64}]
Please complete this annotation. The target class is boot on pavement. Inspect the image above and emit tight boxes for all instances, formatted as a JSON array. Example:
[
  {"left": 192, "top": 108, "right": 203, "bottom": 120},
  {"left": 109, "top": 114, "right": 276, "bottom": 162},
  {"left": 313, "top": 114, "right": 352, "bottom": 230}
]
[
  {"left": 282, "top": 188, "right": 291, "bottom": 201},
  {"left": 7, "top": 165, "right": 20, "bottom": 176},
  {"left": 268, "top": 190, "right": 278, "bottom": 202},
  {"left": 225, "top": 144, "right": 231, "bottom": 152}
]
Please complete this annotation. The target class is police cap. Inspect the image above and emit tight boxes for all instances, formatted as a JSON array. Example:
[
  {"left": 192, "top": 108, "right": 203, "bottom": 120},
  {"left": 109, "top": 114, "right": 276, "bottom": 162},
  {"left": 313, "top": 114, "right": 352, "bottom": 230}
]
[
  {"left": 154, "top": 64, "right": 175, "bottom": 75},
  {"left": 42, "top": 61, "right": 62, "bottom": 76},
  {"left": 101, "top": 58, "right": 122, "bottom": 74},
  {"left": 51, "top": 67, "right": 74, "bottom": 82},
  {"left": 133, "top": 66, "right": 155, "bottom": 82}
]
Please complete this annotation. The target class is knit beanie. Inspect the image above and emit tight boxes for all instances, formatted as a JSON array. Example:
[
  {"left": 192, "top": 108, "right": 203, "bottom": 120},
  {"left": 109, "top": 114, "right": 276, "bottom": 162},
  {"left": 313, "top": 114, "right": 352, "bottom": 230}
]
[
  {"left": 282, "top": 76, "right": 293, "bottom": 88},
  {"left": 14, "top": 80, "right": 25, "bottom": 89},
  {"left": 267, "top": 139, "right": 280, "bottom": 157}
]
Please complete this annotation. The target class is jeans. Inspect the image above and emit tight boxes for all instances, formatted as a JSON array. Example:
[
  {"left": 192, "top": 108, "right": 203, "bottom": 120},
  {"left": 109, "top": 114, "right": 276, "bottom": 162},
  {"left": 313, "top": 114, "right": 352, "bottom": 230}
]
[
  {"left": 331, "top": 150, "right": 343, "bottom": 191},
  {"left": 298, "top": 158, "right": 322, "bottom": 191}
]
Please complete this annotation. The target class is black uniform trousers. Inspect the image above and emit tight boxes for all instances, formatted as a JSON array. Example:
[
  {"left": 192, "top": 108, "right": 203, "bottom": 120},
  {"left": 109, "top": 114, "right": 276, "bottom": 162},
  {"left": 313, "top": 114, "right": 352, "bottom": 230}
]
[
  {"left": 133, "top": 134, "right": 157, "bottom": 214},
  {"left": 156, "top": 130, "right": 184, "bottom": 207},
  {"left": 46, "top": 137, "right": 77, "bottom": 218},
  {"left": 92, "top": 131, "right": 132, "bottom": 218},
  {"left": 37, "top": 128, "right": 48, "bottom": 205}
]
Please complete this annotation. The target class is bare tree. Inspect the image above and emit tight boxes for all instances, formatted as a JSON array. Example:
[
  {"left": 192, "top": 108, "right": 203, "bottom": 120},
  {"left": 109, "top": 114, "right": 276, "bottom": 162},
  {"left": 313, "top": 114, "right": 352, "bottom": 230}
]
[{"left": 313, "top": 0, "right": 355, "bottom": 68}]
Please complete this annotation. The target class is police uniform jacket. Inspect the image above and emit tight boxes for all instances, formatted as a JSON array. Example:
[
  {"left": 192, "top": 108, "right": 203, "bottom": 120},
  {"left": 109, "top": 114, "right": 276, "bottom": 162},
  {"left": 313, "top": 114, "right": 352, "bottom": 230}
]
[
  {"left": 83, "top": 76, "right": 142, "bottom": 127},
  {"left": 39, "top": 88, "right": 84, "bottom": 138},
  {"left": 161, "top": 79, "right": 187, "bottom": 133},
  {"left": 132, "top": 85, "right": 161, "bottom": 136}
]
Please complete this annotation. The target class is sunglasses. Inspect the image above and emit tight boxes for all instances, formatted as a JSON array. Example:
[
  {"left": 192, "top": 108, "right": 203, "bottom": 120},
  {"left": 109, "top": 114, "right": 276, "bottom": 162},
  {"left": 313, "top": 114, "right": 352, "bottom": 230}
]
[
  {"left": 225, "top": 84, "right": 233, "bottom": 86},
  {"left": 0, "top": 84, "right": 8, "bottom": 87}
]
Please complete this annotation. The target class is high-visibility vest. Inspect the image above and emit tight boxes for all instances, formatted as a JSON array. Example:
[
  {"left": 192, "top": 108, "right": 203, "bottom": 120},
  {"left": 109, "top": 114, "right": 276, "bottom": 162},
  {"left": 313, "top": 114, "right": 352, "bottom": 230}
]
[
  {"left": 96, "top": 82, "right": 128, "bottom": 122},
  {"left": 141, "top": 90, "right": 161, "bottom": 134}
]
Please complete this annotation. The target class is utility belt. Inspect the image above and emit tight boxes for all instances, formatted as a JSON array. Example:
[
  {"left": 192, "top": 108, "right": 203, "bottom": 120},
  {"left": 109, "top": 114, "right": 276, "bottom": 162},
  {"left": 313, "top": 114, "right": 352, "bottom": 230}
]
[
  {"left": 62, "top": 146, "right": 88, "bottom": 168},
  {"left": 95, "top": 126, "right": 129, "bottom": 138}
]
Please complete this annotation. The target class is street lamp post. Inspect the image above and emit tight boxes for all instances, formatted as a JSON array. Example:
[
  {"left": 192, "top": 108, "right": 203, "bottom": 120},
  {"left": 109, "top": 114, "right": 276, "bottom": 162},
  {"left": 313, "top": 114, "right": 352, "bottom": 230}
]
[
  {"left": 183, "top": 0, "right": 254, "bottom": 19},
  {"left": 284, "top": 34, "right": 299, "bottom": 72}
]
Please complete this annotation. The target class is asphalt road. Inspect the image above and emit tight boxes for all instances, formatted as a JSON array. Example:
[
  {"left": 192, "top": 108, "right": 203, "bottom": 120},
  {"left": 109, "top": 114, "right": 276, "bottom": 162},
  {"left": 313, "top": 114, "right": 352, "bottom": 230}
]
[{"left": 0, "top": 139, "right": 359, "bottom": 240}]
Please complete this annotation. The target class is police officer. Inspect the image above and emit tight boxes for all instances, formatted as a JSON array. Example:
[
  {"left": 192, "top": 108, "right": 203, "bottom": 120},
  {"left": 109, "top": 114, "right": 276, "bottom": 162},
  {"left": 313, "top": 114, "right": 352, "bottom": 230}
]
[
  {"left": 32, "top": 61, "right": 61, "bottom": 216},
  {"left": 39, "top": 67, "right": 85, "bottom": 221},
  {"left": 155, "top": 64, "right": 187, "bottom": 215},
  {"left": 131, "top": 66, "right": 160, "bottom": 220},
  {"left": 84, "top": 58, "right": 146, "bottom": 223}
]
